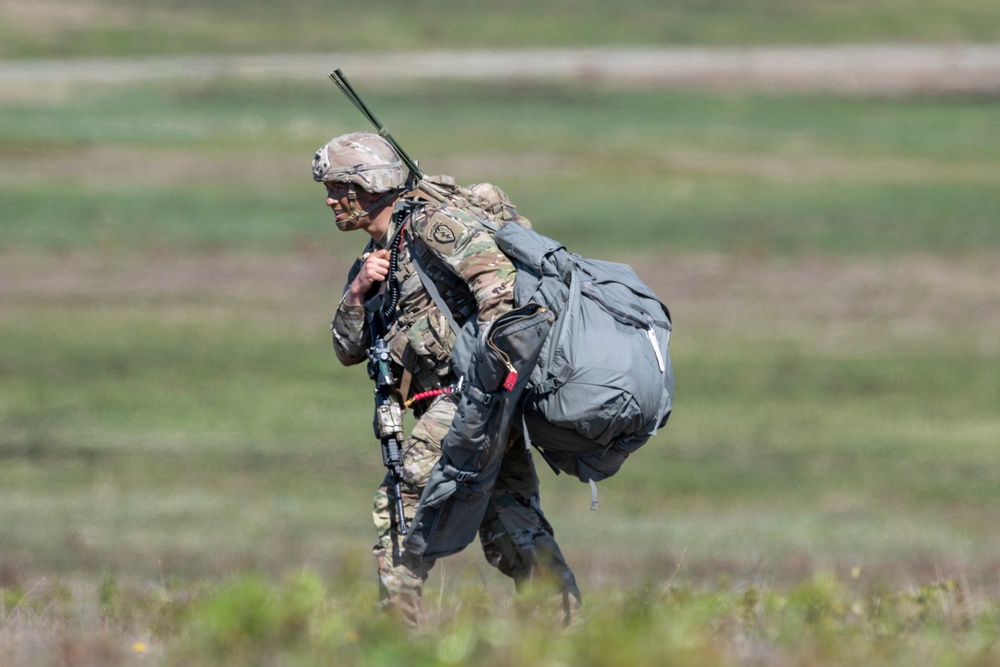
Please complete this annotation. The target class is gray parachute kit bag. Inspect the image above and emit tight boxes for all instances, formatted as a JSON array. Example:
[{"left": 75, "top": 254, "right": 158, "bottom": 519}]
[
  {"left": 492, "top": 221, "right": 673, "bottom": 483},
  {"left": 407, "top": 200, "right": 674, "bottom": 483},
  {"left": 399, "top": 177, "right": 673, "bottom": 482},
  {"left": 403, "top": 200, "right": 673, "bottom": 560}
]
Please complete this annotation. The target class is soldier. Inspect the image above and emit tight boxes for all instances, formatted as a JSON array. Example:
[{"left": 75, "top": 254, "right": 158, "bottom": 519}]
[{"left": 315, "top": 132, "right": 580, "bottom": 627}]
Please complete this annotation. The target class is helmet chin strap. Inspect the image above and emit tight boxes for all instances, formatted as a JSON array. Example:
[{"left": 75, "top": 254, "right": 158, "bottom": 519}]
[{"left": 336, "top": 183, "right": 398, "bottom": 232}]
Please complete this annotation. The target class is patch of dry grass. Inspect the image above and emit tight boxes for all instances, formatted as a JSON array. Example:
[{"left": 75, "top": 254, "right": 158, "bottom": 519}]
[{"left": 4, "top": 247, "right": 997, "bottom": 324}]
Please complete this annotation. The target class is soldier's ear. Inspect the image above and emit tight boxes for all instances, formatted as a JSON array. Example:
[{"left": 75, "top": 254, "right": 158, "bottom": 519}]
[{"left": 355, "top": 188, "right": 379, "bottom": 206}]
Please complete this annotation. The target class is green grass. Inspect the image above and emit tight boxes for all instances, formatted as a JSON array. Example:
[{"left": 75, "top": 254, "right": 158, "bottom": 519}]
[
  {"left": 3, "top": 57, "right": 1000, "bottom": 664},
  {"left": 2, "top": 80, "right": 1000, "bottom": 256},
  {"left": 5, "top": 569, "right": 1000, "bottom": 666},
  {"left": 4, "top": 0, "right": 1000, "bottom": 58}
]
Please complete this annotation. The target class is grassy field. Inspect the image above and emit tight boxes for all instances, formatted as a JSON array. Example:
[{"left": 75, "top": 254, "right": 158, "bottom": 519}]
[
  {"left": 3, "top": 72, "right": 999, "bottom": 665},
  {"left": 4, "top": 0, "right": 1000, "bottom": 57},
  {"left": 3, "top": 3, "right": 1000, "bottom": 664}
]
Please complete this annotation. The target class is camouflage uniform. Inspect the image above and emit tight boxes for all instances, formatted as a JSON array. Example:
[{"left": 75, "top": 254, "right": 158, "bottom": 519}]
[{"left": 332, "top": 201, "right": 579, "bottom": 624}]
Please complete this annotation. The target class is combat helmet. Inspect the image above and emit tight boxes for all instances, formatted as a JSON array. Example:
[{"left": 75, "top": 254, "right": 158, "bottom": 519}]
[{"left": 312, "top": 131, "right": 408, "bottom": 193}]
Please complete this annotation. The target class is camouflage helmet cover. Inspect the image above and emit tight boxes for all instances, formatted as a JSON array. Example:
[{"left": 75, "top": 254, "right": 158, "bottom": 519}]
[{"left": 312, "top": 131, "right": 407, "bottom": 193}]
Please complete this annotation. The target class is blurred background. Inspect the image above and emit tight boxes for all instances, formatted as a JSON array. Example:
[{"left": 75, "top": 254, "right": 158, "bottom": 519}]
[{"left": 1, "top": 0, "right": 999, "bottom": 601}]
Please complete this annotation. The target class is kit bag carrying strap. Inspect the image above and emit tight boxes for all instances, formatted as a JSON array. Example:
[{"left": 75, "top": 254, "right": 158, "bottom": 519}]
[{"left": 409, "top": 247, "right": 462, "bottom": 336}]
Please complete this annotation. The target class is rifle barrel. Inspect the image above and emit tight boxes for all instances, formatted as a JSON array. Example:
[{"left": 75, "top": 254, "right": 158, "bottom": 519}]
[{"left": 329, "top": 69, "right": 423, "bottom": 181}]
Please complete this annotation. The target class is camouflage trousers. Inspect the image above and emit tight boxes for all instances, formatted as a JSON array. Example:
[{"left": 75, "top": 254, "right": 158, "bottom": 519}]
[{"left": 372, "top": 393, "right": 580, "bottom": 625}]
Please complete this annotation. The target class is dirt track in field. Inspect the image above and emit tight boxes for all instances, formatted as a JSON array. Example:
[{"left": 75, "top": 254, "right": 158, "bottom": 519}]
[{"left": 2, "top": 45, "right": 1000, "bottom": 94}]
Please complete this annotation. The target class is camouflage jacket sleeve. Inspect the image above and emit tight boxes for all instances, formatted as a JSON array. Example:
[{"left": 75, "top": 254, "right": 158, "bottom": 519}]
[
  {"left": 330, "top": 253, "right": 371, "bottom": 366},
  {"left": 408, "top": 205, "right": 515, "bottom": 326}
]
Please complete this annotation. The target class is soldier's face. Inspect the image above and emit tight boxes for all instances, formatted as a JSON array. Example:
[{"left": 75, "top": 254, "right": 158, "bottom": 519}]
[{"left": 324, "top": 182, "right": 351, "bottom": 220}]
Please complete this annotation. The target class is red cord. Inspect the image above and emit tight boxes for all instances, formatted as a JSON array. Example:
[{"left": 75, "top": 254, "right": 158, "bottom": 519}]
[{"left": 404, "top": 385, "right": 457, "bottom": 407}]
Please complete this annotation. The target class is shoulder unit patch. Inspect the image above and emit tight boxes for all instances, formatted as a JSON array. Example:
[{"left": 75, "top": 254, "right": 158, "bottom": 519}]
[{"left": 432, "top": 223, "right": 457, "bottom": 245}]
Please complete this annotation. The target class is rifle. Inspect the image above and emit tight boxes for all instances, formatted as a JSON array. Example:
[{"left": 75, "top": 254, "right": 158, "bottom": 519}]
[{"left": 367, "top": 306, "right": 408, "bottom": 536}]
